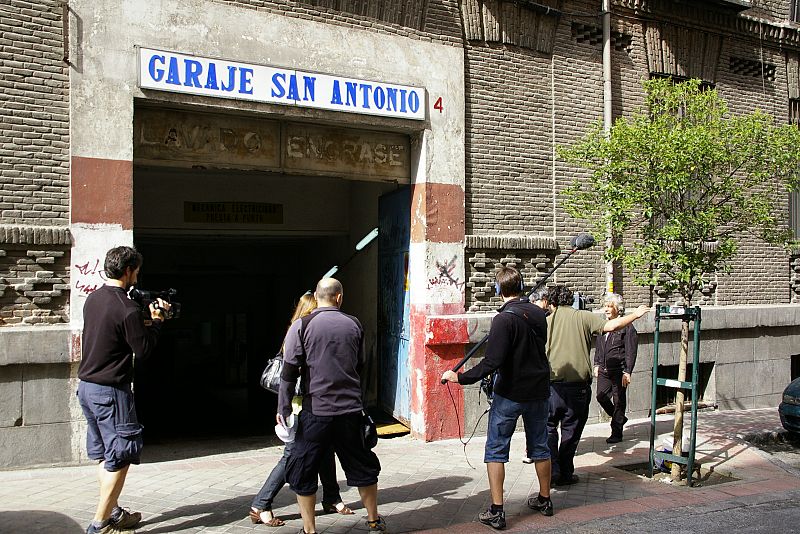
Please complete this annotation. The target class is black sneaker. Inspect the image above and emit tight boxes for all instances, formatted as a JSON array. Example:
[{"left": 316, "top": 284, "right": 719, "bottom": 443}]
[
  {"left": 86, "top": 524, "right": 134, "bottom": 533},
  {"left": 526, "top": 495, "right": 553, "bottom": 516},
  {"left": 110, "top": 507, "right": 141, "bottom": 530},
  {"left": 606, "top": 435, "right": 622, "bottom": 444},
  {"left": 478, "top": 508, "right": 506, "bottom": 529}
]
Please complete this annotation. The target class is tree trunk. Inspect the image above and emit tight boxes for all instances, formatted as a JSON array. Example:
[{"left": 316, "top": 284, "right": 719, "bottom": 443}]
[{"left": 670, "top": 318, "right": 690, "bottom": 481}]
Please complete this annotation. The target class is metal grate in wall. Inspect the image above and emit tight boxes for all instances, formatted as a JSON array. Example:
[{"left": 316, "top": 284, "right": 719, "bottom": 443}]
[
  {"left": 791, "top": 98, "right": 800, "bottom": 126},
  {"left": 571, "top": 23, "right": 633, "bottom": 53},
  {"left": 729, "top": 56, "right": 776, "bottom": 81}
]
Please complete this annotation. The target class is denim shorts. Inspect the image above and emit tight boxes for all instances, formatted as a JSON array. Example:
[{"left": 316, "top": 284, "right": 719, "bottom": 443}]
[
  {"left": 77, "top": 381, "right": 143, "bottom": 472},
  {"left": 485, "top": 393, "right": 549, "bottom": 463}
]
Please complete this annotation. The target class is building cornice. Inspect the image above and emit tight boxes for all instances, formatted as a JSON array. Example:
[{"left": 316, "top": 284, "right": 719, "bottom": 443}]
[{"left": 613, "top": 0, "right": 800, "bottom": 51}]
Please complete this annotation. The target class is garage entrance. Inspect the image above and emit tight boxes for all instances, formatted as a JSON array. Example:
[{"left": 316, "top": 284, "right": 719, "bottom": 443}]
[{"left": 131, "top": 106, "right": 411, "bottom": 440}]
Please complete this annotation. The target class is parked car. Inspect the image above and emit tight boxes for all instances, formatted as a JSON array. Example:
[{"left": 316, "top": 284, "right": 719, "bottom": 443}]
[{"left": 779, "top": 377, "right": 800, "bottom": 434}]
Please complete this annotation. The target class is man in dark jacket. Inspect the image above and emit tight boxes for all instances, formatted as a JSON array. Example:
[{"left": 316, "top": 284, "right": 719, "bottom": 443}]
[
  {"left": 593, "top": 293, "right": 638, "bottom": 443},
  {"left": 442, "top": 266, "right": 553, "bottom": 530},
  {"left": 77, "top": 246, "right": 170, "bottom": 534},
  {"left": 277, "top": 278, "right": 385, "bottom": 534}
]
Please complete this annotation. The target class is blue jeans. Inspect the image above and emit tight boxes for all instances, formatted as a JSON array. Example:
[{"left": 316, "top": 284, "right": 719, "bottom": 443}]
[
  {"left": 251, "top": 440, "right": 342, "bottom": 510},
  {"left": 484, "top": 393, "right": 549, "bottom": 463}
]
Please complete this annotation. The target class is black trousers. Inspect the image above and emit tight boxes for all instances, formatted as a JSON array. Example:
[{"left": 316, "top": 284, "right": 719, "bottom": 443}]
[
  {"left": 547, "top": 381, "right": 591, "bottom": 479},
  {"left": 596, "top": 369, "right": 627, "bottom": 437},
  {"left": 286, "top": 410, "right": 381, "bottom": 496}
]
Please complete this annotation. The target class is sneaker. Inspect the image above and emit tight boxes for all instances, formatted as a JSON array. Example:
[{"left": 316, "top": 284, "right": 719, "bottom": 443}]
[
  {"left": 526, "top": 495, "right": 553, "bottom": 516},
  {"left": 366, "top": 515, "right": 388, "bottom": 532},
  {"left": 110, "top": 508, "right": 141, "bottom": 530},
  {"left": 478, "top": 508, "right": 506, "bottom": 530},
  {"left": 86, "top": 523, "right": 135, "bottom": 534},
  {"left": 606, "top": 435, "right": 622, "bottom": 444}
]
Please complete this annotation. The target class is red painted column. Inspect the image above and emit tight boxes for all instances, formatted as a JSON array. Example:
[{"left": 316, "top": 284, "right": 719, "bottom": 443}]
[
  {"left": 408, "top": 180, "right": 467, "bottom": 441},
  {"left": 71, "top": 156, "right": 134, "bottom": 228}
]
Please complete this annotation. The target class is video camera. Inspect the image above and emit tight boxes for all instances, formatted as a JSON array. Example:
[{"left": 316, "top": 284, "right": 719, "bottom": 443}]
[
  {"left": 572, "top": 292, "right": 594, "bottom": 311},
  {"left": 128, "top": 287, "right": 181, "bottom": 320}
]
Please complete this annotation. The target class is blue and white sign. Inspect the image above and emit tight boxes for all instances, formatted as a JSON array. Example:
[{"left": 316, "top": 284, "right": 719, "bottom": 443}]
[{"left": 138, "top": 47, "right": 426, "bottom": 121}]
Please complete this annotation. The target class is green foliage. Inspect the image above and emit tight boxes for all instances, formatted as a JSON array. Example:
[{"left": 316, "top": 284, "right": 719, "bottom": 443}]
[{"left": 560, "top": 78, "right": 800, "bottom": 304}]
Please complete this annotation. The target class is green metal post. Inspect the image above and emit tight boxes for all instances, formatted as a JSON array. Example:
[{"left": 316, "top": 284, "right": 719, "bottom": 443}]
[
  {"left": 648, "top": 306, "right": 663, "bottom": 478},
  {"left": 687, "top": 306, "right": 702, "bottom": 486}
]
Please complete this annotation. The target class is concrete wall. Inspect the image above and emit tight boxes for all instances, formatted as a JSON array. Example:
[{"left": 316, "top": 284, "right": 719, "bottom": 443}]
[
  {"left": 0, "top": 326, "right": 82, "bottom": 468},
  {"left": 428, "top": 304, "right": 800, "bottom": 434}
]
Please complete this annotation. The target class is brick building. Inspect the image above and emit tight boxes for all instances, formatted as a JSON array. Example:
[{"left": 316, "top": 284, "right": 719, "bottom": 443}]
[{"left": 2, "top": 0, "right": 800, "bottom": 468}]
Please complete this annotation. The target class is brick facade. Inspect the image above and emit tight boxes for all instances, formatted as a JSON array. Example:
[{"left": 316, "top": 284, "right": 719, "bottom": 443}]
[
  {"left": 212, "top": 0, "right": 463, "bottom": 45},
  {"left": 2, "top": 0, "right": 800, "bottom": 465},
  {"left": 0, "top": 0, "right": 69, "bottom": 226},
  {"left": 1, "top": 0, "right": 797, "bottom": 323},
  {"left": 1, "top": 0, "right": 70, "bottom": 326},
  {"left": 463, "top": 0, "right": 800, "bottom": 310},
  {"left": 0, "top": 242, "right": 70, "bottom": 326}
]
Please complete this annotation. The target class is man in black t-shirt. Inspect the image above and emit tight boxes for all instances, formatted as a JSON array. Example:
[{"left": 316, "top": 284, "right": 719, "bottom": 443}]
[
  {"left": 77, "top": 246, "right": 170, "bottom": 534},
  {"left": 442, "top": 266, "right": 553, "bottom": 530}
]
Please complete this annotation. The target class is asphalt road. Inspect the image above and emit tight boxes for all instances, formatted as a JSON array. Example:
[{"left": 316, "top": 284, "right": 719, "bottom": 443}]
[
  {"left": 523, "top": 432, "right": 800, "bottom": 534},
  {"left": 527, "top": 489, "right": 800, "bottom": 533}
]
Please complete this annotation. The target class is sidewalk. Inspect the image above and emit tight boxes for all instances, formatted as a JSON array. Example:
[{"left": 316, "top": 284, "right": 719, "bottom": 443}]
[{"left": 0, "top": 408, "right": 797, "bottom": 533}]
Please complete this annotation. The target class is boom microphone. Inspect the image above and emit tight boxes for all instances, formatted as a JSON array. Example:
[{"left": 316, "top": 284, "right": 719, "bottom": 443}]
[{"left": 570, "top": 233, "right": 595, "bottom": 251}]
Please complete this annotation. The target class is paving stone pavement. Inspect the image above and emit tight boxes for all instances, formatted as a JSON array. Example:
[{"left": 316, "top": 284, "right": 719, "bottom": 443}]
[{"left": 0, "top": 408, "right": 797, "bottom": 533}]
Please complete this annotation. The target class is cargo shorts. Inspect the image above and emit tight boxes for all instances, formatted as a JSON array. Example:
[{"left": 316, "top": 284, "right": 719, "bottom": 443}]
[{"left": 77, "top": 381, "right": 143, "bottom": 472}]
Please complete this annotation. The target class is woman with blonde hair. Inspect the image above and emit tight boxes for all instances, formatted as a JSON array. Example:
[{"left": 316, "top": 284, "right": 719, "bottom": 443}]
[{"left": 249, "top": 293, "right": 353, "bottom": 526}]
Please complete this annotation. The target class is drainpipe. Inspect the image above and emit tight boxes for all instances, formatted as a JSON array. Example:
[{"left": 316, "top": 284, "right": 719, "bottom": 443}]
[{"left": 602, "top": 0, "right": 614, "bottom": 294}]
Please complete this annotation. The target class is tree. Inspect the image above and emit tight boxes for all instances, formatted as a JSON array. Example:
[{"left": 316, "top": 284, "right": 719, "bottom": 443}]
[{"left": 559, "top": 78, "right": 800, "bottom": 482}]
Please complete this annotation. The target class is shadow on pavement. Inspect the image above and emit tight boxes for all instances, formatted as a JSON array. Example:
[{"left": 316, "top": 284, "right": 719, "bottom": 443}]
[
  {"left": 0, "top": 510, "right": 84, "bottom": 533},
  {"left": 140, "top": 475, "right": 475, "bottom": 533}
]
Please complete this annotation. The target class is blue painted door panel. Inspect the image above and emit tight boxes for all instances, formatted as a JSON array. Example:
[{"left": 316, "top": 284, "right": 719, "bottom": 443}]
[{"left": 378, "top": 187, "right": 411, "bottom": 423}]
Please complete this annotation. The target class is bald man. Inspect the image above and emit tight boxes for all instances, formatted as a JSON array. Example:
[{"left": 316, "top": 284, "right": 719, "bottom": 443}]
[{"left": 277, "top": 278, "right": 386, "bottom": 534}]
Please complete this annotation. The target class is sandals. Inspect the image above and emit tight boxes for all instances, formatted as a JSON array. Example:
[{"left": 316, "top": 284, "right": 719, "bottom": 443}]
[
  {"left": 249, "top": 508, "right": 286, "bottom": 527},
  {"left": 321, "top": 501, "right": 354, "bottom": 515}
]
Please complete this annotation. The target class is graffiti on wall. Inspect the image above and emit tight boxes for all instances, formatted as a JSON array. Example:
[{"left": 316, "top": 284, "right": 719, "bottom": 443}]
[
  {"left": 74, "top": 257, "right": 106, "bottom": 296},
  {"left": 428, "top": 255, "right": 464, "bottom": 289}
]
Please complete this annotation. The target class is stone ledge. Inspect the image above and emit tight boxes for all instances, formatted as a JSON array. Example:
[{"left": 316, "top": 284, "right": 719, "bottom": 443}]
[
  {"left": 0, "top": 225, "right": 72, "bottom": 245},
  {"left": 465, "top": 234, "right": 559, "bottom": 250},
  {"left": 0, "top": 326, "right": 72, "bottom": 366},
  {"left": 426, "top": 304, "right": 800, "bottom": 344}
]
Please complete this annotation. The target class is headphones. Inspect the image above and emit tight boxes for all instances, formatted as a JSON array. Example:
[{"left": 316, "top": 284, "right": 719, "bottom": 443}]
[{"left": 495, "top": 277, "right": 525, "bottom": 296}]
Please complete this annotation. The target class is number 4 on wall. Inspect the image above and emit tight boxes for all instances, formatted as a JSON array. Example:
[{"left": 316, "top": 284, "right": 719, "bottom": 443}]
[{"left": 433, "top": 97, "right": 443, "bottom": 113}]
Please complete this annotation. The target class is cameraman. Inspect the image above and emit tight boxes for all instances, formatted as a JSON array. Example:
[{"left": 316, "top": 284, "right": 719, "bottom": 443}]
[
  {"left": 545, "top": 285, "right": 647, "bottom": 486},
  {"left": 77, "top": 246, "right": 170, "bottom": 534}
]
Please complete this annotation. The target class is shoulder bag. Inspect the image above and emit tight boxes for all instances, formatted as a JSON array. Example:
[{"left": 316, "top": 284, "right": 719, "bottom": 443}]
[{"left": 259, "top": 313, "right": 316, "bottom": 394}]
